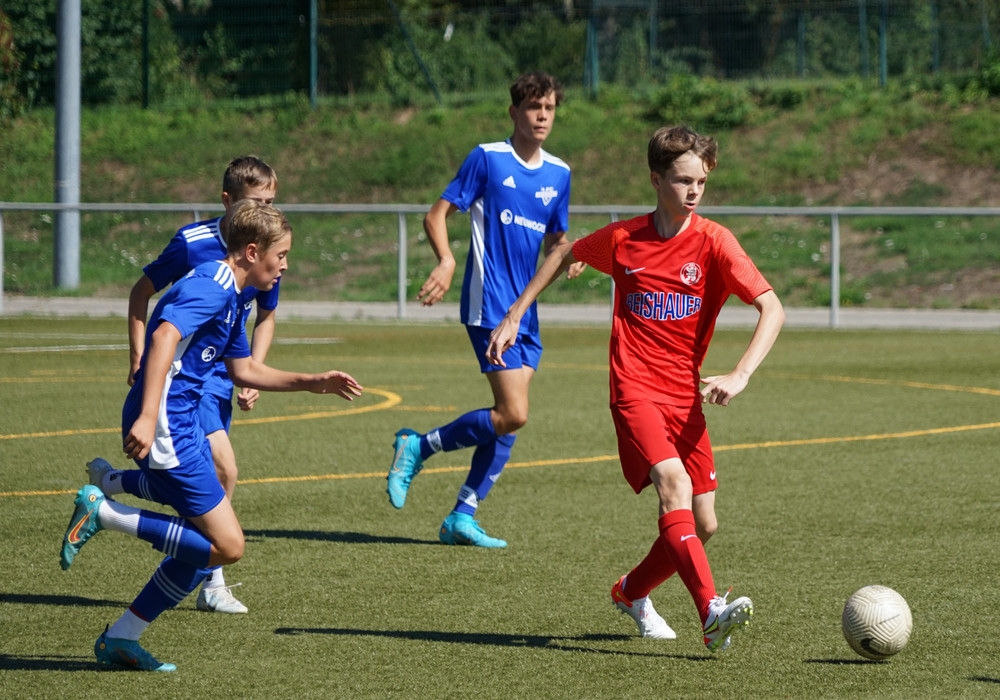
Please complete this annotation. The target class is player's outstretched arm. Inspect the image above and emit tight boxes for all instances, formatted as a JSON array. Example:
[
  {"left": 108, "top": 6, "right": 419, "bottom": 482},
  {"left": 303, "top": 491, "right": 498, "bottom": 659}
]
[
  {"left": 700, "top": 289, "right": 785, "bottom": 406},
  {"left": 226, "top": 357, "right": 363, "bottom": 400},
  {"left": 417, "top": 199, "right": 458, "bottom": 306},
  {"left": 487, "top": 240, "right": 578, "bottom": 366}
]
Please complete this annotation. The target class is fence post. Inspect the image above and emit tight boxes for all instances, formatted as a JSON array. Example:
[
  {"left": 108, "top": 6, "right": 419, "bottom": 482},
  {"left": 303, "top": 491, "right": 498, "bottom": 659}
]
[
  {"left": 397, "top": 212, "right": 408, "bottom": 319},
  {"left": 830, "top": 212, "right": 841, "bottom": 329}
]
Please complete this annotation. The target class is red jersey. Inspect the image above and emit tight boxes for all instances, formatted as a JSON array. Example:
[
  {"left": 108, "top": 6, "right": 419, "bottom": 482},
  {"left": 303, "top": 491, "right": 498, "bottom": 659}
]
[{"left": 572, "top": 213, "right": 772, "bottom": 406}]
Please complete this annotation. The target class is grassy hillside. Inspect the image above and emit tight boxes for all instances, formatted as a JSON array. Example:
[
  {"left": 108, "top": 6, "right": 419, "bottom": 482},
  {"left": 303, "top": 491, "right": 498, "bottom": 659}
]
[{"left": 2, "top": 82, "right": 1000, "bottom": 307}]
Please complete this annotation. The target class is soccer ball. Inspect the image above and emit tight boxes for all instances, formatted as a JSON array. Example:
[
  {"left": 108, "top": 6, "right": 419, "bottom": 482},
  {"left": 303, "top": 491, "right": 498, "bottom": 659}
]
[{"left": 841, "top": 585, "right": 913, "bottom": 660}]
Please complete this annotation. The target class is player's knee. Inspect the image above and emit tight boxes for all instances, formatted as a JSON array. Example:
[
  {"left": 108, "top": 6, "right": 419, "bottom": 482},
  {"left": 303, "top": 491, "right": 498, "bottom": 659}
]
[
  {"left": 494, "top": 408, "right": 528, "bottom": 434},
  {"left": 697, "top": 517, "right": 718, "bottom": 542},
  {"left": 215, "top": 534, "right": 245, "bottom": 565}
]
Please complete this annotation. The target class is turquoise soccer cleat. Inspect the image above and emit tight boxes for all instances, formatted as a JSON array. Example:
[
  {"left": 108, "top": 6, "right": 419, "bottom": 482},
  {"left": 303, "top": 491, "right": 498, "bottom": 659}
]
[
  {"left": 386, "top": 428, "right": 424, "bottom": 509},
  {"left": 60, "top": 485, "right": 105, "bottom": 571},
  {"left": 94, "top": 628, "right": 177, "bottom": 672},
  {"left": 439, "top": 512, "right": 507, "bottom": 548}
]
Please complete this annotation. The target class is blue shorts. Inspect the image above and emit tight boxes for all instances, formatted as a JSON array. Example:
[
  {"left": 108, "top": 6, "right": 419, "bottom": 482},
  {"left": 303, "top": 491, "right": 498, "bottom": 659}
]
[
  {"left": 466, "top": 325, "right": 542, "bottom": 373},
  {"left": 132, "top": 434, "right": 227, "bottom": 518},
  {"left": 198, "top": 392, "right": 233, "bottom": 435}
]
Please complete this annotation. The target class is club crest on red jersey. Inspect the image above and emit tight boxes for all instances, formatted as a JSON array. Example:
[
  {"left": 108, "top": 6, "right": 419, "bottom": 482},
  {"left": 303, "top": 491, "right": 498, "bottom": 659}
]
[{"left": 680, "top": 262, "right": 702, "bottom": 285}]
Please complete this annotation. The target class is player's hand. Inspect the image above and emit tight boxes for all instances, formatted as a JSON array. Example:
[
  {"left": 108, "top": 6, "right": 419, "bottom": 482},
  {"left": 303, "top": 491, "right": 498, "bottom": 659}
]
[
  {"left": 236, "top": 387, "right": 259, "bottom": 411},
  {"left": 312, "top": 371, "right": 364, "bottom": 400},
  {"left": 565, "top": 261, "right": 587, "bottom": 280},
  {"left": 127, "top": 364, "right": 140, "bottom": 387},
  {"left": 417, "top": 258, "right": 456, "bottom": 306},
  {"left": 699, "top": 372, "right": 750, "bottom": 407},
  {"left": 486, "top": 318, "right": 519, "bottom": 367},
  {"left": 123, "top": 415, "right": 155, "bottom": 460}
]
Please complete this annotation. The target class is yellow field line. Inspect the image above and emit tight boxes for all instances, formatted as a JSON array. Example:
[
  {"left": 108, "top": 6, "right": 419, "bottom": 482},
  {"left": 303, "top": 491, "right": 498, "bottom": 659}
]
[
  {"left": 2, "top": 422, "right": 997, "bottom": 500},
  {"left": 0, "top": 388, "right": 401, "bottom": 440}
]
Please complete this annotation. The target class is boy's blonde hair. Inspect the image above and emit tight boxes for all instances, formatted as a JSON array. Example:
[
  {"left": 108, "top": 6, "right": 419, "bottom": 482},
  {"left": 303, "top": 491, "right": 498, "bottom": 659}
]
[
  {"left": 223, "top": 155, "right": 278, "bottom": 200},
  {"left": 226, "top": 200, "right": 291, "bottom": 255}
]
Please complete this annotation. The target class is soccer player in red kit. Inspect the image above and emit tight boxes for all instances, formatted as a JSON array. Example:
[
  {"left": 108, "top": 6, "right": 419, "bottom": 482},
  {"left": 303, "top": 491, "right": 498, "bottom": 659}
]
[{"left": 486, "top": 125, "right": 785, "bottom": 652}]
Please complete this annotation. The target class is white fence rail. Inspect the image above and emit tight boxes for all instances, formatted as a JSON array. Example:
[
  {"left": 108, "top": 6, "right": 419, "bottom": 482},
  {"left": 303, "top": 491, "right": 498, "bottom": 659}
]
[{"left": 2, "top": 202, "right": 1000, "bottom": 327}]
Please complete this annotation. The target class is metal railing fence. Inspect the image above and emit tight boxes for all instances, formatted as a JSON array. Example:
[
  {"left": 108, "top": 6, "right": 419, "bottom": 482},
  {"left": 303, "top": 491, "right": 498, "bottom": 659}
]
[{"left": 2, "top": 202, "right": 1000, "bottom": 327}]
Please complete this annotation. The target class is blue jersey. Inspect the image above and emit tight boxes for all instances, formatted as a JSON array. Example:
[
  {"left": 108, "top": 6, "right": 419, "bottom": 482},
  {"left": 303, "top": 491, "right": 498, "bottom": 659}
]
[
  {"left": 123, "top": 261, "right": 252, "bottom": 470},
  {"left": 143, "top": 216, "right": 279, "bottom": 400},
  {"left": 442, "top": 140, "right": 571, "bottom": 335}
]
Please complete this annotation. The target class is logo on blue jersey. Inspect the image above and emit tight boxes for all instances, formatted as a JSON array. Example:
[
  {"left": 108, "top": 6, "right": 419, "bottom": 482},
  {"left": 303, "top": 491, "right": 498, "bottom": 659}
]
[
  {"left": 502, "top": 175, "right": 516, "bottom": 189},
  {"left": 535, "top": 186, "right": 558, "bottom": 206},
  {"left": 625, "top": 291, "right": 702, "bottom": 321},
  {"left": 500, "top": 208, "right": 546, "bottom": 233},
  {"left": 202, "top": 346, "right": 218, "bottom": 362}
]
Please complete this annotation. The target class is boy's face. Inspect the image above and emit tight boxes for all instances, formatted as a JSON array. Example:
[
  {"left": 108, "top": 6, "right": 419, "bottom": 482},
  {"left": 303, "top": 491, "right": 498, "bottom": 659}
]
[
  {"left": 509, "top": 90, "right": 558, "bottom": 146},
  {"left": 651, "top": 152, "right": 709, "bottom": 218},
  {"left": 222, "top": 183, "right": 277, "bottom": 214},
  {"left": 247, "top": 231, "right": 291, "bottom": 291}
]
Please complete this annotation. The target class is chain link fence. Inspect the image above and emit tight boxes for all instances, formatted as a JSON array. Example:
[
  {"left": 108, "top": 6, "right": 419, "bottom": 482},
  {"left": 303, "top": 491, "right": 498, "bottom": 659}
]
[{"left": 3, "top": 1, "right": 997, "bottom": 110}]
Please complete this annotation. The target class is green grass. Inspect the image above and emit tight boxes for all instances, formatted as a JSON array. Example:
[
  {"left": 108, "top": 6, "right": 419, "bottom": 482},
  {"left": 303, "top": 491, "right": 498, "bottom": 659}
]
[
  {"left": 2, "top": 317, "right": 1000, "bottom": 697},
  {"left": 1, "top": 80, "right": 1000, "bottom": 307}
]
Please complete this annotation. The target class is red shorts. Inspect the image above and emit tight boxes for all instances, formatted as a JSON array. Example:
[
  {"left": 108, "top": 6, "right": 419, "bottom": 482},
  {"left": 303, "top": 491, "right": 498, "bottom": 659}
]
[{"left": 610, "top": 400, "right": 717, "bottom": 496}]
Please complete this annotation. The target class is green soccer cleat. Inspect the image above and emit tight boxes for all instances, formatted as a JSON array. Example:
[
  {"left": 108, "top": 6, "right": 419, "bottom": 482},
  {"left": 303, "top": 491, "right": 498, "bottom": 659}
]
[
  {"left": 439, "top": 512, "right": 507, "bottom": 548},
  {"left": 94, "top": 628, "right": 176, "bottom": 672},
  {"left": 60, "top": 485, "right": 104, "bottom": 571},
  {"left": 386, "top": 428, "right": 424, "bottom": 509}
]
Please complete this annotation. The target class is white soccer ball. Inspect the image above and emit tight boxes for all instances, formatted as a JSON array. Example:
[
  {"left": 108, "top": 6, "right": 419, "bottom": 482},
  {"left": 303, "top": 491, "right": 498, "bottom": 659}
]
[{"left": 841, "top": 585, "right": 913, "bottom": 660}]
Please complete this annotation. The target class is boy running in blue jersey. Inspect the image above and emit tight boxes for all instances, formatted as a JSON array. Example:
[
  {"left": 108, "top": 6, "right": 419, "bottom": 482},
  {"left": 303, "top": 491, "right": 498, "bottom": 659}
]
[
  {"left": 60, "top": 200, "right": 363, "bottom": 672},
  {"left": 386, "top": 71, "right": 584, "bottom": 547},
  {"left": 91, "top": 155, "right": 278, "bottom": 614}
]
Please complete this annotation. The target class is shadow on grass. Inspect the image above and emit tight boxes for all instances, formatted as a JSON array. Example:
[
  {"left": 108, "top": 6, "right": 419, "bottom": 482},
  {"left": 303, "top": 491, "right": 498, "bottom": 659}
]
[
  {"left": 970, "top": 676, "right": 1000, "bottom": 685},
  {"left": 244, "top": 528, "right": 434, "bottom": 546},
  {"left": 274, "top": 627, "right": 711, "bottom": 661},
  {"left": 0, "top": 592, "right": 126, "bottom": 608},
  {"left": 0, "top": 654, "right": 103, "bottom": 672},
  {"left": 804, "top": 658, "right": 887, "bottom": 665}
]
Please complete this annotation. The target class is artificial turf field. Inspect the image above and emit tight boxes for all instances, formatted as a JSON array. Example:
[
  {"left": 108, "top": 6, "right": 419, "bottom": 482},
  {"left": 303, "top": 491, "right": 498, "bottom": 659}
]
[{"left": 2, "top": 316, "right": 999, "bottom": 698}]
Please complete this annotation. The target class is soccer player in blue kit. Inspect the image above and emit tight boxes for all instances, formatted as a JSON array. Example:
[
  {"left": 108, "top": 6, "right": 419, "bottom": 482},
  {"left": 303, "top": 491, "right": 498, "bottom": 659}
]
[
  {"left": 60, "top": 201, "right": 363, "bottom": 671},
  {"left": 89, "top": 155, "right": 278, "bottom": 614},
  {"left": 387, "top": 71, "right": 583, "bottom": 547}
]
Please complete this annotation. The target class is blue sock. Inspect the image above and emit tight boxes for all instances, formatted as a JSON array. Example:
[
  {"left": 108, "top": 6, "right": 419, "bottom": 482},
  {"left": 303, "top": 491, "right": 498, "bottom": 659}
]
[
  {"left": 423, "top": 408, "right": 495, "bottom": 458},
  {"left": 136, "top": 510, "right": 213, "bottom": 568},
  {"left": 453, "top": 433, "right": 516, "bottom": 516},
  {"left": 130, "top": 556, "right": 211, "bottom": 623},
  {"left": 119, "top": 470, "right": 165, "bottom": 505}
]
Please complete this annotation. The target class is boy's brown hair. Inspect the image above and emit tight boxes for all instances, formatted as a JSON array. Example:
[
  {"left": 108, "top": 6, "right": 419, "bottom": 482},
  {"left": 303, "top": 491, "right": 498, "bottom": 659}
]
[
  {"left": 222, "top": 155, "right": 278, "bottom": 200},
  {"left": 647, "top": 126, "right": 718, "bottom": 175},
  {"left": 510, "top": 71, "right": 564, "bottom": 108}
]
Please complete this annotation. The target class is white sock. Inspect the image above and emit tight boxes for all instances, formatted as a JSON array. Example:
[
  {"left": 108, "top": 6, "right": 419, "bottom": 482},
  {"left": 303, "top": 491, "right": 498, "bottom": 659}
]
[
  {"left": 99, "top": 469, "right": 125, "bottom": 496},
  {"left": 203, "top": 567, "right": 227, "bottom": 590},
  {"left": 97, "top": 499, "right": 140, "bottom": 536},
  {"left": 107, "top": 609, "right": 149, "bottom": 642}
]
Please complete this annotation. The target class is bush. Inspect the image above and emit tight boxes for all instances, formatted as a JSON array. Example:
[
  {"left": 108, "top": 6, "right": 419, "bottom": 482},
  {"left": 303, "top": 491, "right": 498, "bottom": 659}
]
[{"left": 644, "top": 74, "right": 756, "bottom": 131}]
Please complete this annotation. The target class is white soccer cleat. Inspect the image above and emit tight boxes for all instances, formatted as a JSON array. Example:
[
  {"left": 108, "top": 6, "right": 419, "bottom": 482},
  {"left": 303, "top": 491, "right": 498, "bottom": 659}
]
[
  {"left": 610, "top": 575, "right": 677, "bottom": 639},
  {"left": 703, "top": 588, "right": 753, "bottom": 652},
  {"left": 197, "top": 584, "right": 248, "bottom": 614},
  {"left": 86, "top": 457, "right": 120, "bottom": 492}
]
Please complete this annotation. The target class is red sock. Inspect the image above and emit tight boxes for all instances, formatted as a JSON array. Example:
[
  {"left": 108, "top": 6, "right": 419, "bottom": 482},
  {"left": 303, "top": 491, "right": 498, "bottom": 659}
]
[
  {"left": 658, "top": 510, "right": 716, "bottom": 622},
  {"left": 622, "top": 540, "right": 678, "bottom": 601}
]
